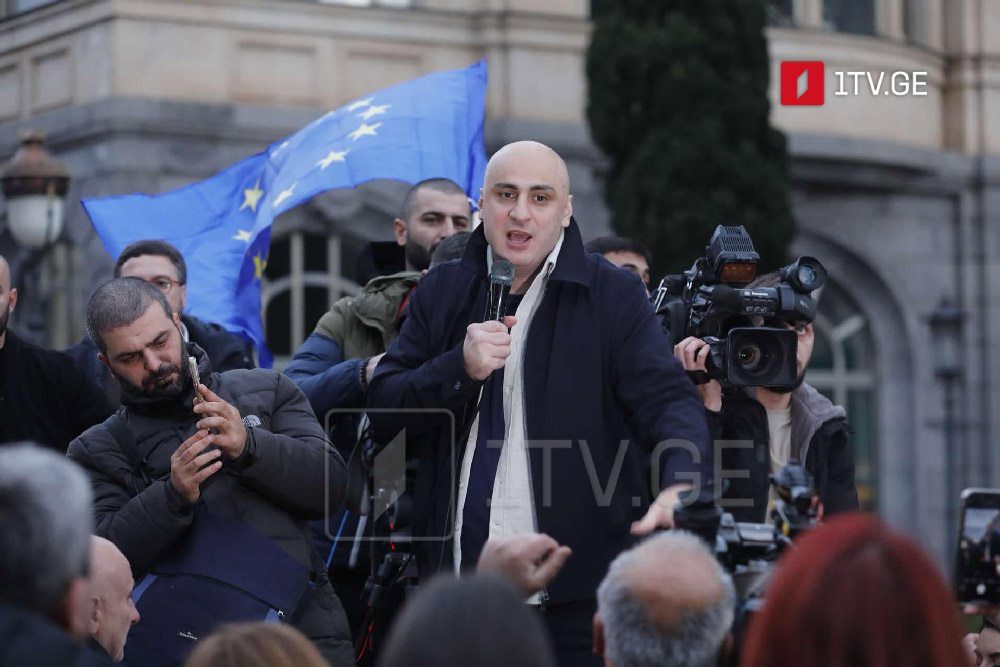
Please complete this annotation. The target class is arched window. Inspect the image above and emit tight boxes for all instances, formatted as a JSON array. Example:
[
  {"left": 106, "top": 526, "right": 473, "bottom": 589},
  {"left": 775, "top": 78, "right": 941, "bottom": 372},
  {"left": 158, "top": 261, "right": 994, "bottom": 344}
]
[
  {"left": 262, "top": 230, "right": 362, "bottom": 370},
  {"left": 806, "top": 281, "right": 878, "bottom": 510}
]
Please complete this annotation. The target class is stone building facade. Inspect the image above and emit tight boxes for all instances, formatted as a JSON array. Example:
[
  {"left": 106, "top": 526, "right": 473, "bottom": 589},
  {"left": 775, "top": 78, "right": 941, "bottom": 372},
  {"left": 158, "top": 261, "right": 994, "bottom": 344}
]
[{"left": 0, "top": 0, "right": 997, "bottom": 563}]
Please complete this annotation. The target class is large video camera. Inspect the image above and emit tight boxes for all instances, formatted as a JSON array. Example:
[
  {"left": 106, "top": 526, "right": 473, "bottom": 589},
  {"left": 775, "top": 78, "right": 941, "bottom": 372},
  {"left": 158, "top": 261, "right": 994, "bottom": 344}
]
[
  {"left": 652, "top": 225, "right": 826, "bottom": 388},
  {"left": 675, "top": 463, "right": 818, "bottom": 585}
]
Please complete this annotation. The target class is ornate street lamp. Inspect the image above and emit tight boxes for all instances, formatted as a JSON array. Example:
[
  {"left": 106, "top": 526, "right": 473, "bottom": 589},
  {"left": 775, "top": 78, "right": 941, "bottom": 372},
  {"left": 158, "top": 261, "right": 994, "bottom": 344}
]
[
  {"left": 928, "top": 295, "right": 965, "bottom": 550},
  {"left": 1, "top": 129, "right": 70, "bottom": 249}
]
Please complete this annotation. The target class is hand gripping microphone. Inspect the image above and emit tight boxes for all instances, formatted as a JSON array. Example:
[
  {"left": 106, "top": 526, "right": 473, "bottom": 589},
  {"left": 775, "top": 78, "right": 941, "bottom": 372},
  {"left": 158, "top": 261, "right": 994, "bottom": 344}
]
[{"left": 485, "top": 259, "right": 515, "bottom": 322}]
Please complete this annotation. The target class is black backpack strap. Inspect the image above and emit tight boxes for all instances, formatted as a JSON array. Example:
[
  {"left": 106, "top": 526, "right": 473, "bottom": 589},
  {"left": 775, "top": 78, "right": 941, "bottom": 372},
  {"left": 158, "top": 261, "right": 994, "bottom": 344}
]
[{"left": 104, "top": 412, "right": 150, "bottom": 488}]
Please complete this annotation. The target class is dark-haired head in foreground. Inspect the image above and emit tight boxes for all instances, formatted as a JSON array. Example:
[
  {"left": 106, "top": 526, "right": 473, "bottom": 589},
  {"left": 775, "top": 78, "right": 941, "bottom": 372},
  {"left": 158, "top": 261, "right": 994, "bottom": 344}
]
[
  {"left": 380, "top": 574, "right": 556, "bottom": 667},
  {"left": 741, "top": 513, "right": 967, "bottom": 667},
  {"left": 87, "top": 277, "right": 190, "bottom": 403}
]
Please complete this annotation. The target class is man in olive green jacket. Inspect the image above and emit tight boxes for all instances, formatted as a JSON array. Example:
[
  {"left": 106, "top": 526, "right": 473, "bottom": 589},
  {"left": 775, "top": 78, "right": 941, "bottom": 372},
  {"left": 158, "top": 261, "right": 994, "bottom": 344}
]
[{"left": 283, "top": 178, "right": 471, "bottom": 640}]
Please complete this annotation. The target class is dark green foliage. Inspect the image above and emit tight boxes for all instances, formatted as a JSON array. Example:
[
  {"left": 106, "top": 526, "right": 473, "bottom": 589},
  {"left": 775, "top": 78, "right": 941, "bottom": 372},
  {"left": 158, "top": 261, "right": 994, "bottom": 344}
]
[{"left": 587, "top": 0, "right": 794, "bottom": 277}]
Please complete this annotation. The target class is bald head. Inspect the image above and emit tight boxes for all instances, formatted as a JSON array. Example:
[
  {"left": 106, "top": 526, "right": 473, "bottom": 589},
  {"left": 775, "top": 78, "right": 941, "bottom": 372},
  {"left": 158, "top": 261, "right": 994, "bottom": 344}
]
[
  {"left": 0, "top": 254, "right": 9, "bottom": 289},
  {"left": 596, "top": 532, "right": 735, "bottom": 667},
  {"left": 90, "top": 537, "right": 129, "bottom": 587},
  {"left": 484, "top": 141, "right": 570, "bottom": 196},
  {"left": 478, "top": 141, "right": 574, "bottom": 291},
  {"left": 89, "top": 537, "right": 139, "bottom": 662}
]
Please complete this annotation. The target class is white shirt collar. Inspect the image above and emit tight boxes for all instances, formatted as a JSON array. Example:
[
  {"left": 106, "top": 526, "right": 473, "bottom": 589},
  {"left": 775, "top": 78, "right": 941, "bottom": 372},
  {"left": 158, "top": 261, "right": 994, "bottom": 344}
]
[{"left": 178, "top": 318, "right": 190, "bottom": 343}]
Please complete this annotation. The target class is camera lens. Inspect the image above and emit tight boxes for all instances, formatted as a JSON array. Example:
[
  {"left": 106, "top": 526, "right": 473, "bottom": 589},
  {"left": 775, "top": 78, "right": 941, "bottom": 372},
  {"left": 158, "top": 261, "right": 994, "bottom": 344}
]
[
  {"left": 736, "top": 342, "right": 763, "bottom": 371},
  {"left": 797, "top": 264, "right": 817, "bottom": 287}
]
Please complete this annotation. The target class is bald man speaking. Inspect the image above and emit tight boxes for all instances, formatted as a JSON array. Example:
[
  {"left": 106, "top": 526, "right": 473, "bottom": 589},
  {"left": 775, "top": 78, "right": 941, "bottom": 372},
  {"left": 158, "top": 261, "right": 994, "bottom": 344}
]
[{"left": 366, "top": 141, "right": 710, "bottom": 665}]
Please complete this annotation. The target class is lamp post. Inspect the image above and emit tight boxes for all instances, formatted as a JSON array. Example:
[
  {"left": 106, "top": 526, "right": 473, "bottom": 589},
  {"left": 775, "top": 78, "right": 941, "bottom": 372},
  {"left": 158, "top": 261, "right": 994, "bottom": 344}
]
[
  {"left": 0, "top": 130, "right": 71, "bottom": 344},
  {"left": 928, "top": 296, "right": 965, "bottom": 551}
]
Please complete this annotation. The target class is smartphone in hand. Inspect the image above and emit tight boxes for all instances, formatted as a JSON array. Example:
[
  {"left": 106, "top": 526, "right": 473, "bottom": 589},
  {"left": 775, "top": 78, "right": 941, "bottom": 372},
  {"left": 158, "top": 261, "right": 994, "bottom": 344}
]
[
  {"left": 189, "top": 356, "right": 203, "bottom": 406},
  {"left": 956, "top": 488, "right": 1000, "bottom": 605}
]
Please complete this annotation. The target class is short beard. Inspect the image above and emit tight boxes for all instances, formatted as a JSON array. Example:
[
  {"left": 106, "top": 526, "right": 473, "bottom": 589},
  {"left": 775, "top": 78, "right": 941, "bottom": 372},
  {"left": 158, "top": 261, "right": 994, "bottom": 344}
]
[
  {"left": 114, "top": 340, "right": 190, "bottom": 404},
  {"left": 765, "top": 370, "right": 806, "bottom": 394},
  {"left": 404, "top": 242, "right": 432, "bottom": 272}
]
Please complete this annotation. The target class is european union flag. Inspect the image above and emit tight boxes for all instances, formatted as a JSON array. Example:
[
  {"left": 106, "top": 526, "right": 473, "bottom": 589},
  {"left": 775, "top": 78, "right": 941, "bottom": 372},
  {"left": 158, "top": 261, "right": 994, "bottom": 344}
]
[{"left": 83, "top": 61, "right": 488, "bottom": 367}]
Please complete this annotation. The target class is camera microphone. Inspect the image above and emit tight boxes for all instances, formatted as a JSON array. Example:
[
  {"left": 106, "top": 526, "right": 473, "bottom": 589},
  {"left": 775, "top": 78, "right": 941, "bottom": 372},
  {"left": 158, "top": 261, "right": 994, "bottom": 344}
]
[{"left": 485, "top": 259, "right": 515, "bottom": 322}]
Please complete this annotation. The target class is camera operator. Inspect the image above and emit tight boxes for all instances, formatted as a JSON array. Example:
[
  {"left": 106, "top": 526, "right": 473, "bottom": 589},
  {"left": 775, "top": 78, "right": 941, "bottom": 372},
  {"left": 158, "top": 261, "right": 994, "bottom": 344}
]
[{"left": 674, "top": 271, "right": 858, "bottom": 523}]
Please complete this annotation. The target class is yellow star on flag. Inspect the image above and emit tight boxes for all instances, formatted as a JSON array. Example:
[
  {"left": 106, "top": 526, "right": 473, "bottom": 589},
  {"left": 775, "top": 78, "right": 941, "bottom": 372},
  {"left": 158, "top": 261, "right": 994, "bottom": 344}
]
[
  {"left": 232, "top": 230, "right": 252, "bottom": 243},
  {"left": 253, "top": 251, "right": 268, "bottom": 280},
  {"left": 348, "top": 122, "right": 382, "bottom": 142},
  {"left": 346, "top": 98, "right": 373, "bottom": 112},
  {"left": 357, "top": 104, "right": 390, "bottom": 121},
  {"left": 239, "top": 180, "right": 264, "bottom": 213},
  {"left": 273, "top": 183, "right": 296, "bottom": 209},
  {"left": 316, "top": 149, "right": 349, "bottom": 170}
]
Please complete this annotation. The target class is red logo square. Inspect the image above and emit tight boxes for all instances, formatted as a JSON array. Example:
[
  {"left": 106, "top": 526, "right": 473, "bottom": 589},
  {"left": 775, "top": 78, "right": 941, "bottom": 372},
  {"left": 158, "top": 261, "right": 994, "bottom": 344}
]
[{"left": 781, "top": 61, "right": 825, "bottom": 106}]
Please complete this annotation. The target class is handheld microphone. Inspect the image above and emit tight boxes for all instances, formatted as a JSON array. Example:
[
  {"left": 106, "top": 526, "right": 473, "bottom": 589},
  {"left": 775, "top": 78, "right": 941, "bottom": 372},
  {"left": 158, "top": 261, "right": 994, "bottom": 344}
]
[{"left": 485, "top": 260, "right": 515, "bottom": 322}]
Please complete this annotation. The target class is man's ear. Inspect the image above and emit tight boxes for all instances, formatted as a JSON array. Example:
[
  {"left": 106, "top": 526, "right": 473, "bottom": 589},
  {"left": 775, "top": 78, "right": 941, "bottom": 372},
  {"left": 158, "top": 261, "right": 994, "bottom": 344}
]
[
  {"left": 98, "top": 352, "right": 110, "bottom": 370},
  {"left": 7, "top": 287, "right": 16, "bottom": 315},
  {"left": 562, "top": 194, "right": 573, "bottom": 228},
  {"left": 172, "top": 312, "right": 182, "bottom": 329},
  {"left": 88, "top": 594, "right": 101, "bottom": 636},
  {"left": 477, "top": 188, "right": 485, "bottom": 213},
  {"left": 393, "top": 218, "right": 407, "bottom": 247},
  {"left": 592, "top": 611, "right": 606, "bottom": 658}
]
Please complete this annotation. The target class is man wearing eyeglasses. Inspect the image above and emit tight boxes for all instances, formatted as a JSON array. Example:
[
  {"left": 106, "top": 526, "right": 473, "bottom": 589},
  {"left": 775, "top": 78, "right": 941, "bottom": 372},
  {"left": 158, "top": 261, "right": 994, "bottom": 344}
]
[
  {"left": 67, "top": 240, "right": 254, "bottom": 405},
  {"left": 673, "top": 270, "right": 859, "bottom": 524}
]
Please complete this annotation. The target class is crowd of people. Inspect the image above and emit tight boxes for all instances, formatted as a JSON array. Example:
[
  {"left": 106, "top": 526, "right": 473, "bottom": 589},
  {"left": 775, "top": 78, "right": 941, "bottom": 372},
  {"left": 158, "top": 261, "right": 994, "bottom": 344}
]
[{"left": 0, "top": 140, "right": 990, "bottom": 667}]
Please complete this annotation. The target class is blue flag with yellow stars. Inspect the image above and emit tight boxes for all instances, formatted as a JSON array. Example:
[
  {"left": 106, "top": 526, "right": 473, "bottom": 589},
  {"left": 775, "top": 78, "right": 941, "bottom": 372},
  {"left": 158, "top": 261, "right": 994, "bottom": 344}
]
[{"left": 83, "top": 60, "right": 488, "bottom": 367}]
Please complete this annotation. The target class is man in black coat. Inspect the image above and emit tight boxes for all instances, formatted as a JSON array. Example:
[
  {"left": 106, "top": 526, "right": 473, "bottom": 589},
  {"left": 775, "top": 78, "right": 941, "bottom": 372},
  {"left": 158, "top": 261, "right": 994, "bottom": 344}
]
[
  {"left": 366, "top": 141, "right": 711, "bottom": 666},
  {"left": 674, "top": 271, "right": 859, "bottom": 523},
  {"left": 0, "top": 255, "right": 114, "bottom": 452},
  {"left": 66, "top": 239, "right": 254, "bottom": 406},
  {"left": 66, "top": 278, "right": 352, "bottom": 665}
]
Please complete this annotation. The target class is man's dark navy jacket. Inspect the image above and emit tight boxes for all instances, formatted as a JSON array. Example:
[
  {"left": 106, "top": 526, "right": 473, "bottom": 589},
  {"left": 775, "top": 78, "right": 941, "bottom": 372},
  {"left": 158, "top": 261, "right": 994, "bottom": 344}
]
[{"left": 366, "top": 219, "right": 711, "bottom": 604}]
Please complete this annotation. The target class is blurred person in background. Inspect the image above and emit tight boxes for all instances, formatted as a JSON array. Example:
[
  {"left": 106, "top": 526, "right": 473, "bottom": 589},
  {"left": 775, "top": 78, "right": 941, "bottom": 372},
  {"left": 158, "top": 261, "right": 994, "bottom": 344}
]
[
  {"left": 741, "top": 513, "right": 967, "bottom": 667},
  {"left": 584, "top": 235, "right": 652, "bottom": 293},
  {"left": 379, "top": 574, "right": 556, "bottom": 667}
]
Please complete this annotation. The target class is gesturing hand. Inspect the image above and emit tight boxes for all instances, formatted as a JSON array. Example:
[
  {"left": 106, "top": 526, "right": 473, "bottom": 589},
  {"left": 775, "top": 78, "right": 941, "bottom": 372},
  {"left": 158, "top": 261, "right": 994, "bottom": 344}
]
[
  {"left": 193, "top": 384, "right": 248, "bottom": 460},
  {"left": 463, "top": 316, "right": 517, "bottom": 381},
  {"left": 170, "top": 429, "right": 222, "bottom": 504},
  {"left": 477, "top": 534, "right": 572, "bottom": 596}
]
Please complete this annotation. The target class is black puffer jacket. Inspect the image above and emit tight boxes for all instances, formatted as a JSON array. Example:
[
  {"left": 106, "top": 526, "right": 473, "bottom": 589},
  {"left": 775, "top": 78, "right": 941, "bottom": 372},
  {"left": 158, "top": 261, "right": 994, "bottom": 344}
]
[
  {"left": 66, "top": 344, "right": 352, "bottom": 664},
  {"left": 709, "top": 382, "right": 859, "bottom": 523}
]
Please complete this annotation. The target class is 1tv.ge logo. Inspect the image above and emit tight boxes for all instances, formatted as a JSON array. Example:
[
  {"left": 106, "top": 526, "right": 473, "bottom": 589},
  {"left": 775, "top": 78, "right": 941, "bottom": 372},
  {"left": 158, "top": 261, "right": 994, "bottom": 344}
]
[{"left": 780, "top": 61, "right": 928, "bottom": 106}]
